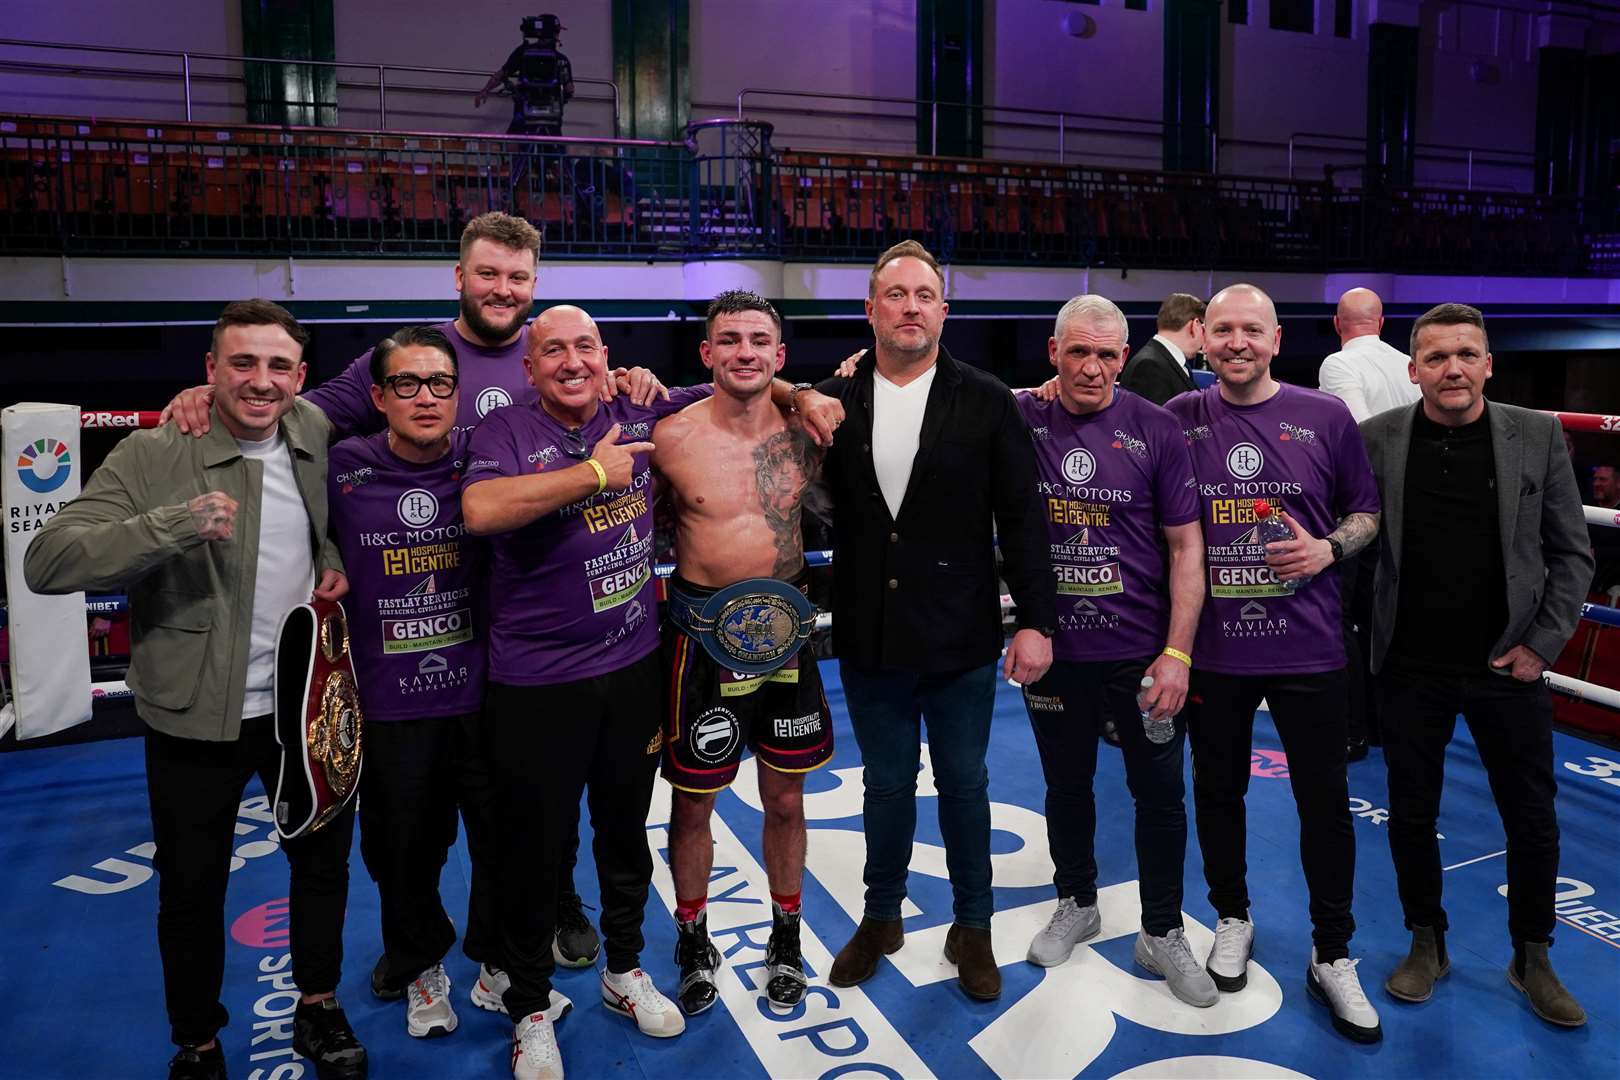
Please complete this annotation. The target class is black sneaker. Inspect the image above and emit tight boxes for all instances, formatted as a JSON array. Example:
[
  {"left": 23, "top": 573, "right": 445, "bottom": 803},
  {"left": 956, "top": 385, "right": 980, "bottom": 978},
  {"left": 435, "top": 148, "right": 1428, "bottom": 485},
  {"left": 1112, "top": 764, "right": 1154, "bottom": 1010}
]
[
  {"left": 552, "top": 892, "right": 601, "bottom": 968},
  {"left": 292, "top": 998, "right": 368, "bottom": 1080},
  {"left": 674, "top": 909, "right": 722, "bottom": 1016},
  {"left": 765, "top": 903, "right": 809, "bottom": 1012},
  {"left": 369, "top": 953, "right": 404, "bottom": 1001},
  {"left": 169, "top": 1041, "right": 227, "bottom": 1080}
]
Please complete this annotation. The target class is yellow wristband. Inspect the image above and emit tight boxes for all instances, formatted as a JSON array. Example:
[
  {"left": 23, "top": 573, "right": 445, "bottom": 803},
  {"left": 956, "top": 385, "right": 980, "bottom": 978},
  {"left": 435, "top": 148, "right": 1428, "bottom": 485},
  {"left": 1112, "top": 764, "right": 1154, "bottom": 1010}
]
[
  {"left": 585, "top": 457, "right": 607, "bottom": 494},
  {"left": 1162, "top": 646, "right": 1192, "bottom": 668}
]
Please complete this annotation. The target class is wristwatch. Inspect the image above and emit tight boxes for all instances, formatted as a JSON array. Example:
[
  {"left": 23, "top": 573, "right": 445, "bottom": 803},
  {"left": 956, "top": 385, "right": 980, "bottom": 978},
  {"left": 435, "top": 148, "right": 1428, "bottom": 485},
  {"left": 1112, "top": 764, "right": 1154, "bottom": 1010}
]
[
  {"left": 788, "top": 382, "right": 814, "bottom": 412},
  {"left": 1326, "top": 537, "right": 1344, "bottom": 564}
]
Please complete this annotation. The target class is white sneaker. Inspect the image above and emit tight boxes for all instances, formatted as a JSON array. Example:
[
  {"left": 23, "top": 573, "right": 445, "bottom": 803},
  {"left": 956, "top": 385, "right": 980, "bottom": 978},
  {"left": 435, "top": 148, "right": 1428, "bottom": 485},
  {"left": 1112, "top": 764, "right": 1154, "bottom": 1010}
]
[
  {"left": 406, "top": 962, "right": 459, "bottom": 1038},
  {"left": 600, "top": 967, "right": 686, "bottom": 1038},
  {"left": 1026, "top": 896, "right": 1101, "bottom": 967},
  {"left": 1307, "top": 949, "right": 1382, "bottom": 1043},
  {"left": 1205, "top": 916, "right": 1254, "bottom": 991},
  {"left": 472, "top": 964, "right": 572, "bottom": 1023},
  {"left": 512, "top": 1012, "right": 564, "bottom": 1080}
]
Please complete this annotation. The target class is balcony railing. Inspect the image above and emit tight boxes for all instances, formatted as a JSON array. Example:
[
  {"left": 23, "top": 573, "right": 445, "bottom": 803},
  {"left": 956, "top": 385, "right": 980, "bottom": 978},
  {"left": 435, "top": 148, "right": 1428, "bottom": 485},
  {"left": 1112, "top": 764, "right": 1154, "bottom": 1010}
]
[{"left": 1, "top": 114, "right": 1614, "bottom": 275}]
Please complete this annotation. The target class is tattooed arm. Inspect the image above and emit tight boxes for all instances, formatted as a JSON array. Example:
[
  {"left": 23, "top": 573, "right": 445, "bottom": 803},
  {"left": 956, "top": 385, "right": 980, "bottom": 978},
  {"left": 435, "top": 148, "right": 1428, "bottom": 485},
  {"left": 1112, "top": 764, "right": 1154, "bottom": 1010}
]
[
  {"left": 1264, "top": 509, "right": 1380, "bottom": 581},
  {"left": 1328, "top": 510, "right": 1380, "bottom": 560},
  {"left": 754, "top": 427, "right": 824, "bottom": 579}
]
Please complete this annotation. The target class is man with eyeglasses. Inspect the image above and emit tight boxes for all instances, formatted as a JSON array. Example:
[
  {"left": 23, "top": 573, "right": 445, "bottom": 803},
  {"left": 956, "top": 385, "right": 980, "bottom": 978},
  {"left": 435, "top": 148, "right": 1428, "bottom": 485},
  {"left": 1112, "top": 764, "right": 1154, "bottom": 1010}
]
[
  {"left": 158, "top": 214, "right": 658, "bottom": 992},
  {"left": 326, "top": 325, "right": 501, "bottom": 1043}
]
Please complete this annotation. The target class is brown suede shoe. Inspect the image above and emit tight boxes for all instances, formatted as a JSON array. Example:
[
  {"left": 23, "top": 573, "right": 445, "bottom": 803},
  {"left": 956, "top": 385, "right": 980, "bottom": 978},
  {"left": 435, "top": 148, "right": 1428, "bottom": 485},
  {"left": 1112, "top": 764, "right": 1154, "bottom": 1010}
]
[
  {"left": 1508, "top": 941, "right": 1587, "bottom": 1027},
  {"left": 1385, "top": 925, "right": 1449, "bottom": 1003},
  {"left": 829, "top": 916, "right": 904, "bottom": 987},
  {"left": 944, "top": 924, "right": 1001, "bottom": 1001}
]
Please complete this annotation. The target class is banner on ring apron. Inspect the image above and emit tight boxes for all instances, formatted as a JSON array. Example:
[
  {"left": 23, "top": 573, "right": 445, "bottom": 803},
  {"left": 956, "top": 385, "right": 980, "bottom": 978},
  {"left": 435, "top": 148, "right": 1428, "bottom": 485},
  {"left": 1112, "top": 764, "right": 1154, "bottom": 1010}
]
[{"left": 2, "top": 404, "right": 93, "bottom": 740}]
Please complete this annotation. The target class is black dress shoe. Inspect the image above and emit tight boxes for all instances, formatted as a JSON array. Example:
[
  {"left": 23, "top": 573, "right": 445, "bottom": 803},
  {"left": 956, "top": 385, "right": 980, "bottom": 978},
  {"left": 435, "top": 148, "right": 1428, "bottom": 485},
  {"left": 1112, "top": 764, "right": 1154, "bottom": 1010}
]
[
  {"left": 1346, "top": 740, "right": 1369, "bottom": 763},
  {"left": 293, "top": 998, "right": 368, "bottom": 1080},
  {"left": 169, "top": 1041, "right": 227, "bottom": 1080}
]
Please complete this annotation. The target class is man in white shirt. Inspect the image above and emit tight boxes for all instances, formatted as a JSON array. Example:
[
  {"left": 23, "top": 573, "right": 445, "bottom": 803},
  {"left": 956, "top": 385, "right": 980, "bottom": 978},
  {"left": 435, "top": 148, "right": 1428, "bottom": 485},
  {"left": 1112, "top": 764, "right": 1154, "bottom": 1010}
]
[
  {"left": 1317, "top": 288, "right": 1420, "bottom": 423},
  {"left": 1120, "top": 293, "right": 1204, "bottom": 405},
  {"left": 1318, "top": 288, "right": 1417, "bottom": 762}
]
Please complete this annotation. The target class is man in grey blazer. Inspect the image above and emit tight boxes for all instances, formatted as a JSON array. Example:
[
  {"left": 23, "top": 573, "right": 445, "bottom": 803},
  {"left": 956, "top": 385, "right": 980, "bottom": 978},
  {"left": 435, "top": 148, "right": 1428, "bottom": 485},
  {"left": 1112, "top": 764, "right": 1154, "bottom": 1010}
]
[{"left": 1359, "top": 303, "right": 1592, "bottom": 1028}]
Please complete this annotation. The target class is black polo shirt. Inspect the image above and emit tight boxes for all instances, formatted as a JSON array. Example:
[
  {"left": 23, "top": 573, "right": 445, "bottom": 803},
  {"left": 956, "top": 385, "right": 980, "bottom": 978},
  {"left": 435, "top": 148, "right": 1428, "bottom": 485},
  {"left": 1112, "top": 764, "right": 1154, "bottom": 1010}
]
[{"left": 1388, "top": 405, "right": 1508, "bottom": 674}]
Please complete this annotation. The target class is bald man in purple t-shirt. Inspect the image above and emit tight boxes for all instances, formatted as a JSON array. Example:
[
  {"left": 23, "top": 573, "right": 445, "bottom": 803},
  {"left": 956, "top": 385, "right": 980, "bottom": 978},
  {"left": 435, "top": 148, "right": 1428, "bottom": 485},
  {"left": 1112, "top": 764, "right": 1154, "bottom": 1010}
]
[{"left": 1166, "top": 284, "right": 1383, "bottom": 1043}]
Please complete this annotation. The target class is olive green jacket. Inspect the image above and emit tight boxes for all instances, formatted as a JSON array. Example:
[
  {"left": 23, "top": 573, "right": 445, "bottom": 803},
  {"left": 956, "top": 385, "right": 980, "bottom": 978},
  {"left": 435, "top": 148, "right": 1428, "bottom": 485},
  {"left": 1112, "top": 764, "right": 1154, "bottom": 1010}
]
[{"left": 24, "top": 401, "right": 341, "bottom": 741}]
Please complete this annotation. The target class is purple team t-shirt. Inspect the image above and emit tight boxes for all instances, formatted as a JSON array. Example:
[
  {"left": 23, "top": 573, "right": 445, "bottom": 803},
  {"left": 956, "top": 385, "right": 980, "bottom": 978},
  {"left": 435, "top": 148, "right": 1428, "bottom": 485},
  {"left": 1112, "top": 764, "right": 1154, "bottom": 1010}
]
[
  {"left": 305, "top": 320, "right": 536, "bottom": 438},
  {"left": 1017, "top": 389, "right": 1201, "bottom": 662},
  {"left": 462, "top": 386, "right": 712, "bottom": 686},
  {"left": 1166, "top": 382, "right": 1380, "bottom": 675},
  {"left": 328, "top": 429, "right": 486, "bottom": 721}
]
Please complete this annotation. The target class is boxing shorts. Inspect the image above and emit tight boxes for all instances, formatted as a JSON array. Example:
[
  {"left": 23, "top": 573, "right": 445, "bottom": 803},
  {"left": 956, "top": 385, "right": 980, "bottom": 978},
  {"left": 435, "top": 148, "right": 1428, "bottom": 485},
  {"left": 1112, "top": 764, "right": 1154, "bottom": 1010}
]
[
  {"left": 663, "top": 573, "right": 833, "bottom": 792},
  {"left": 273, "top": 599, "right": 364, "bottom": 839}
]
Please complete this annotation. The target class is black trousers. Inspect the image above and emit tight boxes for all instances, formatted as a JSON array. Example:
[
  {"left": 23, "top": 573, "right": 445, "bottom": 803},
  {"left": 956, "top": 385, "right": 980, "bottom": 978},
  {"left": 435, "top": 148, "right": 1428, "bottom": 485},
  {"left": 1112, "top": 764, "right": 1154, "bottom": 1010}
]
[
  {"left": 1186, "top": 668, "right": 1357, "bottom": 956},
  {"left": 485, "top": 653, "right": 663, "bottom": 1019},
  {"left": 358, "top": 710, "right": 505, "bottom": 989},
  {"left": 1378, "top": 666, "right": 1560, "bottom": 944},
  {"left": 145, "top": 716, "right": 354, "bottom": 1047},
  {"left": 1024, "top": 658, "right": 1189, "bottom": 936}
]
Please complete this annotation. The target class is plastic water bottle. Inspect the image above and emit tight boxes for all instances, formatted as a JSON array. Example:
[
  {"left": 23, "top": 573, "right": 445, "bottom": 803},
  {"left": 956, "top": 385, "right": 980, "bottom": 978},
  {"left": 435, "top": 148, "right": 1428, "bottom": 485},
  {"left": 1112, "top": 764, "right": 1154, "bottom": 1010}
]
[
  {"left": 1253, "top": 499, "right": 1310, "bottom": 592},
  {"left": 1138, "top": 675, "right": 1175, "bottom": 745}
]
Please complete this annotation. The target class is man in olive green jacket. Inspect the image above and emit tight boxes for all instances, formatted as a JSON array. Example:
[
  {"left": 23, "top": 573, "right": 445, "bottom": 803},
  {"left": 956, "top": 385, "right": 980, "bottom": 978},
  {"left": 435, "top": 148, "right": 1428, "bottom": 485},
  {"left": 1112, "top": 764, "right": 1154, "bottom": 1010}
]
[{"left": 25, "top": 300, "right": 367, "bottom": 1080}]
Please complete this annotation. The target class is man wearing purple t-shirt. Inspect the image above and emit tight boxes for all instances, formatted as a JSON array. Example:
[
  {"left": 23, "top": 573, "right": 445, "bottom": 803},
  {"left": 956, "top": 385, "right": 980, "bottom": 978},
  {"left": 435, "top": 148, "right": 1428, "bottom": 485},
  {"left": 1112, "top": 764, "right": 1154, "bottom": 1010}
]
[
  {"left": 1165, "top": 284, "right": 1383, "bottom": 1043},
  {"left": 327, "top": 325, "right": 508, "bottom": 1042},
  {"left": 462, "top": 304, "right": 708, "bottom": 1079},
  {"left": 1014, "top": 295, "right": 1213, "bottom": 1007}
]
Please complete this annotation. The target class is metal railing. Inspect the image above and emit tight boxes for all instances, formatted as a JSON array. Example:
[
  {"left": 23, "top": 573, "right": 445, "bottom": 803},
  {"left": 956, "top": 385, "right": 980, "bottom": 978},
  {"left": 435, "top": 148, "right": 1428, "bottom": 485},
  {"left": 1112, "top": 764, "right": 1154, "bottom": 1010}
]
[
  {"left": 0, "top": 37, "right": 620, "bottom": 135},
  {"left": 735, "top": 87, "right": 1176, "bottom": 167},
  {"left": 2, "top": 113, "right": 1613, "bottom": 273},
  {"left": 1286, "top": 130, "right": 1536, "bottom": 192}
]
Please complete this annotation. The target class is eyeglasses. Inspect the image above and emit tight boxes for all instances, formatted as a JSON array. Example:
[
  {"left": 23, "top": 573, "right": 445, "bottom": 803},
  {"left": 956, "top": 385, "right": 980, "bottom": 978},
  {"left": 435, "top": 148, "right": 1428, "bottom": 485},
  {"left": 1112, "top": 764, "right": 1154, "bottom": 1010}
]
[
  {"left": 383, "top": 373, "right": 459, "bottom": 399},
  {"left": 560, "top": 427, "right": 590, "bottom": 459}
]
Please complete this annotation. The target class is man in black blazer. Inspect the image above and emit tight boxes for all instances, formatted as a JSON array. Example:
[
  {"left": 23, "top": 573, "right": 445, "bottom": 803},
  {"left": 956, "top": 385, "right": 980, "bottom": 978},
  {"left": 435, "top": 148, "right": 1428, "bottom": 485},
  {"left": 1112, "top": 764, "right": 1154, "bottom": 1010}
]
[
  {"left": 815, "top": 241, "right": 1055, "bottom": 1003},
  {"left": 1360, "top": 303, "right": 1593, "bottom": 1027},
  {"left": 1119, "top": 293, "right": 1204, "bottom": 405}
]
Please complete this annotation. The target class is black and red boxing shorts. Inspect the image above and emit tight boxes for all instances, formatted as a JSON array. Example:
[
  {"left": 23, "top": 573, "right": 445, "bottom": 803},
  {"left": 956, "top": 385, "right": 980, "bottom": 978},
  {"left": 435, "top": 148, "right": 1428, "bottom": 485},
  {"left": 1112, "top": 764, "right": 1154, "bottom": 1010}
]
[{"left": 661, "top": 575, "right": 834, "bottom": 793}]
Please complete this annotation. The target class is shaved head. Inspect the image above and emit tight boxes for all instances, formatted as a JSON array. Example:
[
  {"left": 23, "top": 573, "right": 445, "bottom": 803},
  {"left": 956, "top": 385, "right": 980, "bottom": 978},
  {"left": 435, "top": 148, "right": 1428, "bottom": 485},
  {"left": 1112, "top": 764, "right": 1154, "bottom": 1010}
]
[
  {"left": 1335, "top": 287, "right": 1384, "bottom": 340},
  {"left": 531, "top": 304, "right": 601, "bottom": 347},
  {"left": 1207, "top": 283, "right": 1277, "bottom": 330}
]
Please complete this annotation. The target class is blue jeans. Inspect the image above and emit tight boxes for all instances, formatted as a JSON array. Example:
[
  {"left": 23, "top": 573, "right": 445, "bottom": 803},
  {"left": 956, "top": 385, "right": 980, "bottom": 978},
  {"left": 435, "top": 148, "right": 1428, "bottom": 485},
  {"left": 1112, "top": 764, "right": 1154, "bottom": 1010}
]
[{"left": 839, "top": 660, "right": 997, "bottom": 929}]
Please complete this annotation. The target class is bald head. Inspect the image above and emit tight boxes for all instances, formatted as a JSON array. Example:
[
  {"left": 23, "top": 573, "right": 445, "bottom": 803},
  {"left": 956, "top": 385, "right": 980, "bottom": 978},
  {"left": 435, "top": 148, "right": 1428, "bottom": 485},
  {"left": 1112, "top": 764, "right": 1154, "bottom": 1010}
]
[
  {"left": 1207, "top": 284, "right": 1278, "bottom": 330},
  {"left": 1334, "top": 288, "right": 1384, "bottom": 343},
  {"left": 533, "top": 304, "right": 601, "bottom": 346}
]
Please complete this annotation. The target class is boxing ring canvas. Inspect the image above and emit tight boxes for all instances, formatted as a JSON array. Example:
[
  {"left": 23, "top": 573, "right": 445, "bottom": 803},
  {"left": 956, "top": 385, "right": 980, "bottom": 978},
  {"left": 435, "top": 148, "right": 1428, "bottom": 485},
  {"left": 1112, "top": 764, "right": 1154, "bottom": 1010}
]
[{"left": 0, "top": 671, "right": 1614, "bottom": 1078}]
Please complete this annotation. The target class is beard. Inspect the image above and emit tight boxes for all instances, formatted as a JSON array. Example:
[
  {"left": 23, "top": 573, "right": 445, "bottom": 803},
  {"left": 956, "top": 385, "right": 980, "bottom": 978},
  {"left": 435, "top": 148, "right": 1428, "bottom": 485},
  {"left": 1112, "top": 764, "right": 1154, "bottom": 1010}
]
[{"left": 459, "top": 291, "right": 532, "bottom": 345}]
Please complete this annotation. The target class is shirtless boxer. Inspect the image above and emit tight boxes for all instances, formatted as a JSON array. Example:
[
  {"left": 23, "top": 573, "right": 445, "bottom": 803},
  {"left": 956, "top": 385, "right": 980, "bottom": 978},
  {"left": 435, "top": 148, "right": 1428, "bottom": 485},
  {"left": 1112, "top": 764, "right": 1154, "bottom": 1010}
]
[{"left": 655, "top": 290, "right": 837, "bottom": 1017}]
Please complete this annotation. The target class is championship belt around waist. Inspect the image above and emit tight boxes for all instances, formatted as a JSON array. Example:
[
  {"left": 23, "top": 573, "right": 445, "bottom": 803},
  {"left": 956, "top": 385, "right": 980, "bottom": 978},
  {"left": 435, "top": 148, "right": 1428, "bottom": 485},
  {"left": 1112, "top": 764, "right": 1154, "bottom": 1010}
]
[
  {"left": 668, "top": 577, "right": 816, "bottom": 676},
  {"left": 273, "top": 599, "right": 364, "bottom": 839}
]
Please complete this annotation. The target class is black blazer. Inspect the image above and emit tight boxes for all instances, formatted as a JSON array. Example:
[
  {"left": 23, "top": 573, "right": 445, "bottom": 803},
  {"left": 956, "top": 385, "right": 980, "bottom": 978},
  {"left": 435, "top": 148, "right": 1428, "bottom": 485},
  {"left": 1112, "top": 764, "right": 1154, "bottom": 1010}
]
[
  {"left": 1359, "top": 401, "right": 1593, "bottom": 674},
  {"left": 1120, "top": 337, "right": 1196, "bottom": 405},
  {"left": 817, "top": 346, "right": 1055, "bottom": 673}
]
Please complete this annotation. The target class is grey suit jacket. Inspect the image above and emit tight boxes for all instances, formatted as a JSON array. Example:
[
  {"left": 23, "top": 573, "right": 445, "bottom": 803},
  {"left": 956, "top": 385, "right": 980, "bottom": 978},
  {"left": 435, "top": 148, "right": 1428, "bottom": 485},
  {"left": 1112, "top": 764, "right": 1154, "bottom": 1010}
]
[{"left": 1359, "top": 400, "right": 1593, "bottom": 674}]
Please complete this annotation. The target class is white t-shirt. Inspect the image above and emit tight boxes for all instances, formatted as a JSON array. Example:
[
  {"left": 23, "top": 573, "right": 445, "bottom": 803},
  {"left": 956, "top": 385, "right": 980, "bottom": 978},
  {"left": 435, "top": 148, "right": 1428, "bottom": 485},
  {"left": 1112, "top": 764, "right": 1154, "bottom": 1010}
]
[
  {"left": 871, "top": 363, "right": 938, "bottom": 520},
  {"left": 1318, "top": 334, "right": 1420, "bottom": 423},
  {"left": 238, "top": 432, "right": 316, "bottom": 719}
]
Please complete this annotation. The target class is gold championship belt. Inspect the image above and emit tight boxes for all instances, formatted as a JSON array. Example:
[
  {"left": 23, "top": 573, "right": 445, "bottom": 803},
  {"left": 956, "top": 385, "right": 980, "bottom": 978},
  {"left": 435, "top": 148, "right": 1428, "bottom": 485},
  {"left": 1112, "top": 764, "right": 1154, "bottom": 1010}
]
[
  {"left": 668, "top": 577, "right": 817, "bottom": 675},
  {"left": 273, "top": 599, "right": 364, "bottom": 839}
]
